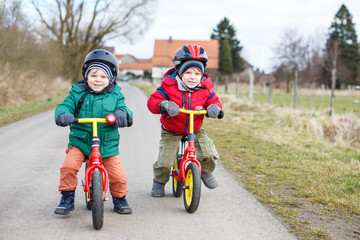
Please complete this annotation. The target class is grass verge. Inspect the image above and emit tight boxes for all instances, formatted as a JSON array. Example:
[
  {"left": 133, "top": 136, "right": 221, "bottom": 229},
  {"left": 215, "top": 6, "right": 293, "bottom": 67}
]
[
  {"left": 204, "top": 102, "right": 360, "bottom": 239},
  {"left": 0, "top": 94, "right": 66, "bottom": 127}
]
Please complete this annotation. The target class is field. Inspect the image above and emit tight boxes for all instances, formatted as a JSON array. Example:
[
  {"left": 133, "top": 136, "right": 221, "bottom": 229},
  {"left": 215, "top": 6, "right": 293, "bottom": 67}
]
[{"left": 222, "top": 83, "right": 360, "bottom": 117}]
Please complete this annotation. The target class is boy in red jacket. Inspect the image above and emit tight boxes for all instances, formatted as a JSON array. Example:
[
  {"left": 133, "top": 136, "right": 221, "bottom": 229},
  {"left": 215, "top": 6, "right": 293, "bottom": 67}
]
[{"left": 147, "top": 44, "right": 222, "bottom": 197}]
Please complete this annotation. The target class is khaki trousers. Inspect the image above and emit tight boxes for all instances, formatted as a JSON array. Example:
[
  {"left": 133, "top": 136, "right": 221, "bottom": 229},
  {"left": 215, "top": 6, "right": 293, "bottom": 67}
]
[
  {"left": 153, "top": 128, "right": 219, "bottom": 184},
  {"left": 59, "top": 146, "right": 128, "bottom": 198}
]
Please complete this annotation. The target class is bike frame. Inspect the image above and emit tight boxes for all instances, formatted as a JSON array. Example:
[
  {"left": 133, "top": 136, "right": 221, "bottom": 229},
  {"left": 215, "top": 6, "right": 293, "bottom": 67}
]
[
  {"left": 75, "top": 114, "right": 116, "bottom": 202},
  {"left": 172, "top": 108, "right": 207, "bottom": 187}
]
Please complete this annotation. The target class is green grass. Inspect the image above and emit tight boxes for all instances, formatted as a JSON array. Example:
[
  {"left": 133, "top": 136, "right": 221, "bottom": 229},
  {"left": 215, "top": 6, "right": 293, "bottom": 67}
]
[
  {"left": 232, "top": 91, "right": 360, "bottom": 116},
  {"left": 204, "top": 100, "right": 360, "bottom": 239},
  {"left": 205, "top": 110, "right": 360, "bottom": 211},
  {"left": 0, "top": 94, "right": 66, "bottom": 127}
]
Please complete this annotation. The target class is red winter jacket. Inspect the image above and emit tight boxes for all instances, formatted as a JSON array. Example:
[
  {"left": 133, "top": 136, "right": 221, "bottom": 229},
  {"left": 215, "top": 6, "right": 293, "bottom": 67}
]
[{"left": 147, "top": 68, "right": 222, "bottom": 135}]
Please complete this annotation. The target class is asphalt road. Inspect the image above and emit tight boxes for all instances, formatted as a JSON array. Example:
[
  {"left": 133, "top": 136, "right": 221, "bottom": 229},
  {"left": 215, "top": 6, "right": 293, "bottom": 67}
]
[{"left": 0, "top": 82, "right": 297, "bottom": 240}]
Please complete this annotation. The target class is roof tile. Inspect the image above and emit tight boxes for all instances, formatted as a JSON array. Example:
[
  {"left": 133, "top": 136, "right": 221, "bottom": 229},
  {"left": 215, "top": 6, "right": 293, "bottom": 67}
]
[{"left": 153, "top": 39, "right": 218, "bottom": 69}]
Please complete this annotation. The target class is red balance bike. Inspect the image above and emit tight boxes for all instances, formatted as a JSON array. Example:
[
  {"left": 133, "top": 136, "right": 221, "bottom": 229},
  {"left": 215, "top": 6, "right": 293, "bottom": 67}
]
[
  {"left": 72, "top": 114, "right": 116, "bottom": 230},
  {"left": 171, "top": 108, "right": 223, "bottom": 213}
]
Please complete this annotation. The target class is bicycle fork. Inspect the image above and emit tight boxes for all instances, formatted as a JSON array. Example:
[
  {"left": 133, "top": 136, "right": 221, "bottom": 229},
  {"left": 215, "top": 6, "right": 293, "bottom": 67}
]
[
  {"left": 174, "top": 133, "right": 202, "bottom": 189},
  {"left": 82, "top": 137, "right": 109, "bottom": 202}
]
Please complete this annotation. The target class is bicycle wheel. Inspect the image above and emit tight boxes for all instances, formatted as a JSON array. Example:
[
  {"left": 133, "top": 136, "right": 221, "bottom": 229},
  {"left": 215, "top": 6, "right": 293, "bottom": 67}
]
[
  {"left": 84, "top": 161, "right": 92, "bottom": 210},
  {"left": 172, "top": 159, "right": 183, "bottom": 197},
  {"left": 92, "top": 169, "right": 104, "bottom": 230},
  {"left": 183, "top": 162, "right": 201, "bottom": 213}
]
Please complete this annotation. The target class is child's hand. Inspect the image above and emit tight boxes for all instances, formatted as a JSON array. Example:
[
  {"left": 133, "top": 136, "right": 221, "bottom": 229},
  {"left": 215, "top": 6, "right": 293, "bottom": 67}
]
[
  {"left": 55, "top": 113, "right": 74, "bottom": 126},
  {"left": 159, "top": 101, "right": 179, "bottom": 117},
  {"left": 114, "top": 109, "right": 129, "bottom": 128},
  {"left": 206, "top": 104, "right": 221, "bottom": 118}
]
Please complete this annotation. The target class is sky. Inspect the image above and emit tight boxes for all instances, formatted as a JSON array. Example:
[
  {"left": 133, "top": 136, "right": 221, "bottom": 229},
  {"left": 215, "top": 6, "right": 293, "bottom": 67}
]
[{"left": 111, "top": 0, "right": 360, "bottom": 73}]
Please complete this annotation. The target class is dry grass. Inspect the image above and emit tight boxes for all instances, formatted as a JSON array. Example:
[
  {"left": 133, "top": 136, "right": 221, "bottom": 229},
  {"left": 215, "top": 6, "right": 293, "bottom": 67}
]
[
  {"left": 207, "top": 93, "right": 360, "bottom": 239},
  {"left": 222, "top": 93, "right": 360, "bottom": 148},
  {"left": 0, "top": 67, "right": 70, "bottom": 107},
  {"left": 0, "top": 68, "right": 70, "bottom": 126}
]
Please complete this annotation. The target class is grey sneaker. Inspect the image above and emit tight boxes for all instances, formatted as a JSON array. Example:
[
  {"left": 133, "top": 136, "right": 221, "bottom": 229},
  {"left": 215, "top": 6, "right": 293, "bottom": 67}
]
[
  {"left": 201, "top": 172, "right": 218, "bottom": 189},
  {"left": 151, "top": 179, "right": 165, "bottom": 197}
]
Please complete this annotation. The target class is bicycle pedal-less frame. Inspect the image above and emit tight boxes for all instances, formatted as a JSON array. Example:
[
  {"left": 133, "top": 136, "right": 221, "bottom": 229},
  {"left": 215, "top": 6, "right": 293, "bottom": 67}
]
[
  {"left": 171, "top": 108, "right": 207, "bottom": 213},
  {"left": 73, "top": 113, "right": 116, "bottom": 230}
]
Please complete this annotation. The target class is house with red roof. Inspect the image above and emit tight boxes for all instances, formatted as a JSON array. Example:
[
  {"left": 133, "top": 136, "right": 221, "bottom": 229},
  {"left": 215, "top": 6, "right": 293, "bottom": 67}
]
[
  {"left": 116, "top": 54, "right": 152, "bottom": 80},
  {"left": 115, "top": 38, "right": 219, "bottom": 81},
  {"left": 151, "top": 38, "right": 219, "bottom": 80}
]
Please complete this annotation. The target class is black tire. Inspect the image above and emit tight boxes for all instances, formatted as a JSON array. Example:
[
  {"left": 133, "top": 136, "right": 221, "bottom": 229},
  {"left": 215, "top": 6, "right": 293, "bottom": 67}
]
[
  {"left": 172, "top": 160, "right": 183, "bottom": 197},
  {"left": 92, "top": 169, "right": 104, "bottom": 230},
  {"left": 84, "top": 161, "right": 92, "bottom": 210},
  {"left": 183, "top": 162, "right": 201, "bottom": 213}
]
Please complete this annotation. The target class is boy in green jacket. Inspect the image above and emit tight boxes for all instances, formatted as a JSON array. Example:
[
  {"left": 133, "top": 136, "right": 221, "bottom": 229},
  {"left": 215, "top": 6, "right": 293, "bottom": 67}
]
[{"left": 54, "top": 49, "right": 133, "bottom": 215}]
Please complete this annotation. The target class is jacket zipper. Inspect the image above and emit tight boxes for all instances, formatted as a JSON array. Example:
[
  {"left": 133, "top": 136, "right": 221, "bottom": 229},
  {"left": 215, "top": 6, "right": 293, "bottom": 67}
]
[{"left": 183, "top": 92, "right": 191, "bottom": 135}]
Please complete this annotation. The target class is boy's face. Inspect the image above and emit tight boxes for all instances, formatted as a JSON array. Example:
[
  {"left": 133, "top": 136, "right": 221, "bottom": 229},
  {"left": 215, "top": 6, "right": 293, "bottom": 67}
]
[
  {"left": 87, "top": 68, "right": 110, "bottom": 92},
  {"left": 181, "top": 67, "right": 202, "bottom": 89}
]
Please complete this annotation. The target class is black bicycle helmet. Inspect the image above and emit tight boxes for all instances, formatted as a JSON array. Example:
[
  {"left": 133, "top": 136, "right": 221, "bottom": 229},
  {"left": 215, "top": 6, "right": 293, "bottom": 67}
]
[
  {"left": 82, "top": 49, "right": 119, "bottom": 82},
  {"left": 173, "top": 44, "right": 208, "bottom": 71}
]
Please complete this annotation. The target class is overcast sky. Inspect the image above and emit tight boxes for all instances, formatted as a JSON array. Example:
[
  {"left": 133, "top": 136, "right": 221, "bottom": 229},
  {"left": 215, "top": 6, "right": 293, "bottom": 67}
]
[{"left": 111, "top": 0, "right": 360, "bottom": 73}]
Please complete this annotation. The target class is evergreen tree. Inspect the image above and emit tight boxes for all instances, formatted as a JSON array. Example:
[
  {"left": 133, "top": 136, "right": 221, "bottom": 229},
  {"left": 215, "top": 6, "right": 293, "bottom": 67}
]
[
  {"left": 219, "top": 38, "right": 232, "bottom": 74},
  {"left": 326, "top": 4, "right": 359, "bottom": 85},
  {"left": 211, "top": 17, "right": 244, "bottom": 74}
]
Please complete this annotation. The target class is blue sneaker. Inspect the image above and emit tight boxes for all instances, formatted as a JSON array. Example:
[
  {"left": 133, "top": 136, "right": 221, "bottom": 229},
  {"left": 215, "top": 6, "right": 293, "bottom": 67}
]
[
  {"left": 113, "top": 196, "right": 132, "bottom": 214},
  {"left": 54, "top": 191, "right": 75, "bottom": 215}
]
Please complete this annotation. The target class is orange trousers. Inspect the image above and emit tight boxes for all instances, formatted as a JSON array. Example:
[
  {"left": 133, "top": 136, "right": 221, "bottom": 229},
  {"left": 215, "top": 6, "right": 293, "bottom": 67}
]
[{"left": 59, "top": 146, "right": 128, "bottom": 198}]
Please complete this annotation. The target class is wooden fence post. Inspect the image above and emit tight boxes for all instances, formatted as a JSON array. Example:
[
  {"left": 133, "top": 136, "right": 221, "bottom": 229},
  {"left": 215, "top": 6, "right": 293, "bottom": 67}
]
[
  {"left": 235, "top": 75, "right": 239, "bottom": 98},
  {"left": 330, "top": 68, "right": 336, "bottom": 116},
  {"left": 268, "top": 74, "right": 273, "bottom": 104},
  {"left": 293, "top": 70, "right": 298, "bottom": 109},
  {"left": 214, "top": 76, "right": 219, "bottom": 90},
  {"left": 225, "top": 76, "right": 228, "bottom": 94},
  {"left": 329, "top": 41, "right": 338, "bottom": 116},
  {"left": 311, "top": 81, "right": 316, "bottom": 109},
  {"left": 248, "top": 68, "right": 254, "bottom": 103}
]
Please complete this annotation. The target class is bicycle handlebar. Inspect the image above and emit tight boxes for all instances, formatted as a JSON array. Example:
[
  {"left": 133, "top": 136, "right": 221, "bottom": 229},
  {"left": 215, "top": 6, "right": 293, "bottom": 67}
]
[
  {"left": 72, "top": 114, "right": 116, "bottom": 124},
  {"left": 179, "top": 108, "right": 224, "bottom": 119},
  {"left": 72, "top": 114, "right": 116, "bottom": 137},
  {"left": 179, "top": 108, "right": 207, "bottom": 115}
]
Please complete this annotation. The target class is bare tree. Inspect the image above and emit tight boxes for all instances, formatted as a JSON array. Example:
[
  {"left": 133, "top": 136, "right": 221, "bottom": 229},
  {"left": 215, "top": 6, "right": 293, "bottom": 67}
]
[
  {"left": 273, "top": 28, "right": 307, "bottom": 93},
  {"left": 30, "top": 0, "right": 155, "bottom": 82},
  {"left": 0, "top": 1, "right": 65, "bottom": 106},
  {"left": 302, "top": 31, "right": 325, "bottom": 87}
]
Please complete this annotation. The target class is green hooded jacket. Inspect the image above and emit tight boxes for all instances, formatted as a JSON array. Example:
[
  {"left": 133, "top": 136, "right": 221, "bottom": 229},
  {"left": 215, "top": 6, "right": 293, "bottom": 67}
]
[{"left": 55, "top": 80, "right": 133, "bottom": 158}]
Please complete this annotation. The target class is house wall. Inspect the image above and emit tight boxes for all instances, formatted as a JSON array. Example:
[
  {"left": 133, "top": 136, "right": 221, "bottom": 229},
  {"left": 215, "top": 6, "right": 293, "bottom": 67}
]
[
  {"left": 119, "top": 69, "right": 144, "bottom": 77},
  {"left": 152, "top": 66, "right": 171, "bottom": 79},
  {"left": 119, "top": 55, "right": 137, "bottom": 64}
]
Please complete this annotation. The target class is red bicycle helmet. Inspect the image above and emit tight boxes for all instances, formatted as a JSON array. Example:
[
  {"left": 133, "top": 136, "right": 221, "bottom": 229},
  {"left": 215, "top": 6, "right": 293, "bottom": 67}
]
[{"left": 173, "top": 44, "right": 208, "bottom": 71}]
